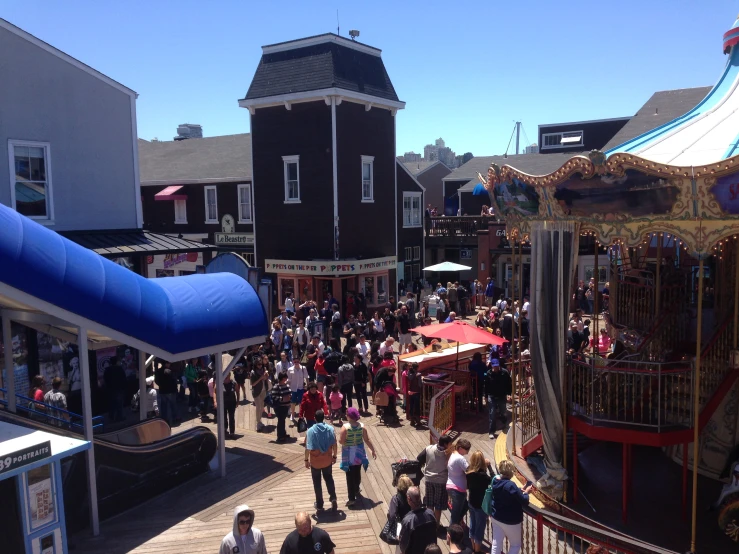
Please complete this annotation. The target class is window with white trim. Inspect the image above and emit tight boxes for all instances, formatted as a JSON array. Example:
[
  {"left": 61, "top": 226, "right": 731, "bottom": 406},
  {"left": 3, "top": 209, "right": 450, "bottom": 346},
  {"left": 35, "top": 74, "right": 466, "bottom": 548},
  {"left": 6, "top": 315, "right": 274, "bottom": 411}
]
[
  {"left": 237, "top": 184, "right": 252, "bottom": 223},
  {"left": 405, "top": 247, "right": 412, "bottom": 262},
  {"left": 413, "top": 246, "right": 420, "bottom": 261},
  {"left": 361, "top": 155, "right": 374, "bottom": 201},
  {"left": 9, "top": 140, "right": 53, "bottom": 220},
  {"left": 174, "top": 199, "right": 187, "bottom": 224},
  {"left": 283, "top": 155, "right": 300, "bottom": 203},
  {"left": 403, "top": 192, "right": 422, "bottom": 227},
  {"left": 541, "top": 131, "right": 583, "bottom": 149},
  {"left": 204, "top": 186, "right": 218, "bottom": 223}
]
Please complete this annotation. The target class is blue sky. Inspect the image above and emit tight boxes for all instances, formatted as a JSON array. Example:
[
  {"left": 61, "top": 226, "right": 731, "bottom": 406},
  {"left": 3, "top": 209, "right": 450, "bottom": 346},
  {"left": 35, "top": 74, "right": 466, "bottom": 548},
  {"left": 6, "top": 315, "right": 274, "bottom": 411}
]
[{"left": 3, "top": 1, "right": 738, "bottom": 157}]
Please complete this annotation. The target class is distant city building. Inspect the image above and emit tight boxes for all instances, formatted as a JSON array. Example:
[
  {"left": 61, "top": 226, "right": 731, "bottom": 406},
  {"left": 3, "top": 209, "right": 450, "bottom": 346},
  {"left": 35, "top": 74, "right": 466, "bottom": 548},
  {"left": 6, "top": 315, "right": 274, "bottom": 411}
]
[
  {"left": 401, "top": 151, "right": 422, "bottom": 162},
  {"left": 524, "top": 143, "right": 539, "bottom": 154}
]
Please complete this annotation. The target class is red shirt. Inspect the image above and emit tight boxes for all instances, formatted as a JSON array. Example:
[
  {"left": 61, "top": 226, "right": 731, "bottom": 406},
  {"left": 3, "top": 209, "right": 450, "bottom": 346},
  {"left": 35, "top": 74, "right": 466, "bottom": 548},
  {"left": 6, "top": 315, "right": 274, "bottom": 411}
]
[
  {"left": 300, "top": 391, "right": 329, "bottom": 421},
  {"left": 315, "top": 358, "right": 328, "bottom": 376},
  {"left": 33, "top": 389, "right": 44, "bottom": 402}
]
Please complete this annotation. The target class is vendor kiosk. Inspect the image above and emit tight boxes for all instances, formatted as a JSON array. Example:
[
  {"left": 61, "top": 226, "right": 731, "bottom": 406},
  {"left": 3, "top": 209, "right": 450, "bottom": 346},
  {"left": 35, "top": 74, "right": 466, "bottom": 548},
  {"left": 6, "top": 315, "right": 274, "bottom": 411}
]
[{"left": 0, "top": 422, "right": 90, "bottom": 554}]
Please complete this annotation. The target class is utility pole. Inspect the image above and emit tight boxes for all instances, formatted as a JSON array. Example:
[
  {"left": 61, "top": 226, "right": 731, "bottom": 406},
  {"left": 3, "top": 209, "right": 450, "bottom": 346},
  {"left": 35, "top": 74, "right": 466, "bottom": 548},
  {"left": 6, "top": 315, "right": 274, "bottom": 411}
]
[{"left": 515, "top": 121, "right": 521, "bottom": 155}]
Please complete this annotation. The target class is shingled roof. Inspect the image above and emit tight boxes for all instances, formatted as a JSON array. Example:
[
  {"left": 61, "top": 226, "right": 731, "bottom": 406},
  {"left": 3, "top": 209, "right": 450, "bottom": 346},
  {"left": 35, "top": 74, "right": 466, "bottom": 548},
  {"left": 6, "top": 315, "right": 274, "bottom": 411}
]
[
  {"left": 242, "top": 34, "right": 399, "bottom": 103},
  {"left": 138, "top": 134, "right": 252, "bottom": 185},
  {"left": 603, "top": 86, "right": 711, "bottom": 152}
]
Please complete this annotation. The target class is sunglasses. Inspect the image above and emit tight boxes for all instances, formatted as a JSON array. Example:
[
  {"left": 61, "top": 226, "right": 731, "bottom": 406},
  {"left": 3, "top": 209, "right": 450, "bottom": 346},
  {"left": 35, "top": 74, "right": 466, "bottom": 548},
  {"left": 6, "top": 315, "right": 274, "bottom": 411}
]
[{"left": 239, "top": 519, "right": 251, "bottom": 525}]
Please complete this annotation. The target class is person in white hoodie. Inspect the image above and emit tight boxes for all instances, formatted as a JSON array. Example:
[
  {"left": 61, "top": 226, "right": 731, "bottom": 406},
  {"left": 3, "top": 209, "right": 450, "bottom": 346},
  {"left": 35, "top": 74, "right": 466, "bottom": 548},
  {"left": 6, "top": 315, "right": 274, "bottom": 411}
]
[{"left": 220, "top": 505, "right": 266, "bottom": 554}]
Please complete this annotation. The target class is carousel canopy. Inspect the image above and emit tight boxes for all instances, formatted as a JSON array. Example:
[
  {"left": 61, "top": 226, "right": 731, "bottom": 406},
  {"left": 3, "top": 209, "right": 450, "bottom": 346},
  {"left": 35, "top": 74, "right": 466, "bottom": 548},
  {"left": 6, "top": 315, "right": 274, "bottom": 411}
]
[{"left": 606, "top": 16, "right": 739, "bottom": 166}]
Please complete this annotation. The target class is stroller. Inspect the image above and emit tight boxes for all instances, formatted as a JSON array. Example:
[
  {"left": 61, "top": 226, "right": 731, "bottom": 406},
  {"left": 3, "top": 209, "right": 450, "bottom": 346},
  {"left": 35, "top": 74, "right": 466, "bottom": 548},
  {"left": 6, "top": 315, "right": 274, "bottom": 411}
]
[{"left": 391, "top": 459, "right": 423, "bottom": 487}]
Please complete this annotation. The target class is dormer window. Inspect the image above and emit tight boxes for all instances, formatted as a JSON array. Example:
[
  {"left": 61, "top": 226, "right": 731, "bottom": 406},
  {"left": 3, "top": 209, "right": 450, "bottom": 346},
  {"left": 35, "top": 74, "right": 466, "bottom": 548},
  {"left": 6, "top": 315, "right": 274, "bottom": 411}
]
[{"left": 542, "top": 131, "right": 583, "bottom": 149}]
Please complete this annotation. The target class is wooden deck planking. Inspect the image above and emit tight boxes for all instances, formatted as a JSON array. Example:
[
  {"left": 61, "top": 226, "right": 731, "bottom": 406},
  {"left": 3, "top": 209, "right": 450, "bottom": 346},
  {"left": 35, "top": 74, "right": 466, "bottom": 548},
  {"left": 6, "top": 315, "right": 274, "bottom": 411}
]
[{"left": 71, "top": 384, "right": 502, "bottom": 554}]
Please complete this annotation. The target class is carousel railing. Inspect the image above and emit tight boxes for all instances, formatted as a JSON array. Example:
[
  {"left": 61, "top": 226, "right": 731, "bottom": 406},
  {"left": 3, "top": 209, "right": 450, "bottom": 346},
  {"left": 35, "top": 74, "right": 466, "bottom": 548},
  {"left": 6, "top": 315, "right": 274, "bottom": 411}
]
[
  {"left": 504, "top": 505, "right": 679, "bottom": 554},
  {"left": 636, "top": 307, "right": 688, "bottom": 361},
  {"left": 568, "top": 356, "right": 694, "bottom": 431},
  {"left": 427, "top": 380, "right": 455, "bottom": 443},
  {"left": 419, "top": 365, "right": 476, "bottom": 418},
  {"left": 698, "top": 311, "right": 734, "bottom": 407},
  {"left": 427, "top": 215, "right": 488, "bottom": 237}
]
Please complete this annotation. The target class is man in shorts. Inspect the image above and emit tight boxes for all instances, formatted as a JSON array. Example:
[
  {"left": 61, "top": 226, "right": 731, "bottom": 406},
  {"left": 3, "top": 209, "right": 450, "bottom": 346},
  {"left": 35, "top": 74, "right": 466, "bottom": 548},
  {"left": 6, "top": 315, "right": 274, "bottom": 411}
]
[
  {"left": 397, "top": 305, "right": 413, "bottom": 350},
  {"left": 416, "top": 433, "right": 453, "bottom": 530}
]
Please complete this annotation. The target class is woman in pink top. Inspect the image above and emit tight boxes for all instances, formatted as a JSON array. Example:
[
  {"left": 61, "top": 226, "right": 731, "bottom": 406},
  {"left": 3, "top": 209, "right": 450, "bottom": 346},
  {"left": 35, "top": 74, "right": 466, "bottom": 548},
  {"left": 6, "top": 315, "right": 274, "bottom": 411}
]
[
  {"left": 593, "top": 328, "right": 611, "bottom": 354},
  {"left": 446, "top": 438, "right": 471, "bottom": 525}
]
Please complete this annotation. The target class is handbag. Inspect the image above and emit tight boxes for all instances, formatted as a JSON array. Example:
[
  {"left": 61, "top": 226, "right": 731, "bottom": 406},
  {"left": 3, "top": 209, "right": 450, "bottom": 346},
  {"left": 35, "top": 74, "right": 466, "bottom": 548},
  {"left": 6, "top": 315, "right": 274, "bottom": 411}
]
[
  {"left": 379, "top": 515, "right": 400, "bottom": 545},
  {"left": 297, "top": 417, "right": 308, "bottom": 433},
  {"left": 300, "top": 349, "right": 309, "bottom": 365},
  {"left": 374, "top": 391, "right": 389, "bottom": 407},
  {"left": 482, "top": 475, "right": 500, "bottom": 516}
]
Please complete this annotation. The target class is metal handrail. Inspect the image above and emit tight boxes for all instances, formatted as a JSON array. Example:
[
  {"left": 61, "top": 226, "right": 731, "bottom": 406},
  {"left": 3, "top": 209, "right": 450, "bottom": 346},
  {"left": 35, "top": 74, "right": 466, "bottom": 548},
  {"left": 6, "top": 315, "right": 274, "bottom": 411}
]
[
  {"left": 568, "top": 356, "right": 693, "bottom": 431},
  {"left": 0, "top": 387, "right": 104, "bottom": 433}
]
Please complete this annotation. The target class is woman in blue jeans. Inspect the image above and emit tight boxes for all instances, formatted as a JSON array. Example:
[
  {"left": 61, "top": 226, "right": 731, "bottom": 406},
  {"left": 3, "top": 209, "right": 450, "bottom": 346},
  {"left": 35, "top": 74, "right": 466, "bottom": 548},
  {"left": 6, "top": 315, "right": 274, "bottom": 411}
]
[
  {"left": 465, "top": 451, "right": 494, "bottom": 552},
  {"left": 446, "top": 438, "right": 471, "bottom": 526}
]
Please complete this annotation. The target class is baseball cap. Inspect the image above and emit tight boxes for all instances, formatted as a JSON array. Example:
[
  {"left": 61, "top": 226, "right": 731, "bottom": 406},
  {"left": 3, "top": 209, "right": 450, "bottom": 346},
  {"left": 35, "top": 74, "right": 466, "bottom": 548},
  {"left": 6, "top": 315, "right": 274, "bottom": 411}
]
[{"left": 490, "top": 358, "right": 500, "bottom": 366}]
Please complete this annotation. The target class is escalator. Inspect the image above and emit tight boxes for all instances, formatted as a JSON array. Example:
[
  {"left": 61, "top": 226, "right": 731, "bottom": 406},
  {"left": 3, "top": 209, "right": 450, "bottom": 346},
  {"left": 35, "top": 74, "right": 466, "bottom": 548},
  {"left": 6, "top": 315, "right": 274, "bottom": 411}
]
[{"left": 0, "top": 409, "right": 216, "bottom": 532}]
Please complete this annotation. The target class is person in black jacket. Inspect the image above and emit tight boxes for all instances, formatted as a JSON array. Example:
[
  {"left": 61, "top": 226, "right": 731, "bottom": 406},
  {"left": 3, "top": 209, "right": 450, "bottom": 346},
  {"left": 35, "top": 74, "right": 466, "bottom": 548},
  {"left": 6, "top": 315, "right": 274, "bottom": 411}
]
[
  {"left": 155, "top": 360, "right": 179, "bottom": 427},
  {"left": 484, "top": 359, "right": 511, "bottom": 439},
  {"left": 352, "top": 353, "right": 369, "bottom": 412},
  {"left": 490, "top": 459, "right": 531, "bottom": 554},
  {"left": 465, "top": 451, "right": 494, "bottom": 552},
  {"left": 383, "top": 475, "right": 413, "bottom": 544}
]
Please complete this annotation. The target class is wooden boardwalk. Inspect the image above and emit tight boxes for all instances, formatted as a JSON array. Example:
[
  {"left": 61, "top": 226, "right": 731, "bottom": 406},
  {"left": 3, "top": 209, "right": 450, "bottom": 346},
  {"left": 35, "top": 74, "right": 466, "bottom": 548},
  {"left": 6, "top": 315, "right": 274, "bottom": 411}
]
[{"left": 69, "top": 388, "right": 506, "bottom": 554}]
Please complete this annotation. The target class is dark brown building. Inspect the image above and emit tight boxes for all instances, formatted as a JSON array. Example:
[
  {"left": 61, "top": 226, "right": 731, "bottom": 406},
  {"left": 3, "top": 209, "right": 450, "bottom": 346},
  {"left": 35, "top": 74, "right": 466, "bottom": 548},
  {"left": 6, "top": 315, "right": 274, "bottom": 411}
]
[
  {"left": 402, "top": 160, "right": 451, "bottom": 214},
  {"left": 138, "top": 133, "right": 254, "bottom": 275},
  {"left": 239, "top": 34, "right": 410, "bottom": 313}
]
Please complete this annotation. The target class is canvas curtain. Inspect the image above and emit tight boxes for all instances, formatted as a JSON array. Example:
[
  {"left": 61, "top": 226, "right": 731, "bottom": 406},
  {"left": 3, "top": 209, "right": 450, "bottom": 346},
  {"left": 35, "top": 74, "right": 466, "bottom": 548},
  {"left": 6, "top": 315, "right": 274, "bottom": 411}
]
[{"left": 529, "top": 220, "right": 579, "bottom": 497}]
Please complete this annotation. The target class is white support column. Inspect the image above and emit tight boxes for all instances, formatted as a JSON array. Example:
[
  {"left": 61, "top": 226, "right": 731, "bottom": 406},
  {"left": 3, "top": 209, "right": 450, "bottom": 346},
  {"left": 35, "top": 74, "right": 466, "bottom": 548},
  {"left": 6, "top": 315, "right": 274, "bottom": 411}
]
[
  {"left": 2, "top": 314, "right": 16, "bottom": 412},
  {"left": 78, "top": 327, "right": 100, "bottom": 536},
  {"left": 215, "top": 352, "right": 226, "bottom": 477},
  {"left": 222, "top": 347, "right": 246, "bottom": 377},
  {"left": 138, "top": 350, "right": 147, "bottom": 421}
]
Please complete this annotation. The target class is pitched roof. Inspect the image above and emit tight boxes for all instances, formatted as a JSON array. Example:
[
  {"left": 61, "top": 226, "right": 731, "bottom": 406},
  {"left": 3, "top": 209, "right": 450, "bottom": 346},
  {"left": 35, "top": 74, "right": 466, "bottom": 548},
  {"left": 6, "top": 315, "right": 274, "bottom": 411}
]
[
  {"left": 243, "top": 36, "right": 399, "bottom": 103},
  {"left": 402, "top": 161, "right": 436, "bottom": 175},
  {"left": 602, "top": 86, "right": 711, "bottom": 152},
  {"left": 138, "top": 134, "right": 252, "bottom": 185},
  {"left": 447, "top": 153, "right": 586, "bottom": 191}
]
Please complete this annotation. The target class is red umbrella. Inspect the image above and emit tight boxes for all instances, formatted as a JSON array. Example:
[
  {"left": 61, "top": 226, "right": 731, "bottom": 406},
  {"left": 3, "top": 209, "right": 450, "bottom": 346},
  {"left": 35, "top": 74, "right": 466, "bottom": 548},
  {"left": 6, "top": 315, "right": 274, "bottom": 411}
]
[{"left": 412, "top": 320, "right": 507, "bottom": 368}]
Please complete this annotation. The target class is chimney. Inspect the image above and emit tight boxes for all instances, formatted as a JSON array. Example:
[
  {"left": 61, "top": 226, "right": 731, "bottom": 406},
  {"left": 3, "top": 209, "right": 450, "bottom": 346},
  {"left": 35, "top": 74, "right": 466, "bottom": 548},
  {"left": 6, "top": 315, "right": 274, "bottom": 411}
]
[{"left": 174, "top": 124, "right": 203, "bottom": 141}]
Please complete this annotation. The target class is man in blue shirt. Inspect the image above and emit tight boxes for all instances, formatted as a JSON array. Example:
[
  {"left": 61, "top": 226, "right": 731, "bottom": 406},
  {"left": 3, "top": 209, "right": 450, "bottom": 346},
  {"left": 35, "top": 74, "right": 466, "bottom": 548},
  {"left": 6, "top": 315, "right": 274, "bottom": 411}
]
[
  {"left": 485, "top": 278, "right": 495, "bottom": 307},
  {"left": 444, "top": 312, "right": 456, "bottom": 323}
]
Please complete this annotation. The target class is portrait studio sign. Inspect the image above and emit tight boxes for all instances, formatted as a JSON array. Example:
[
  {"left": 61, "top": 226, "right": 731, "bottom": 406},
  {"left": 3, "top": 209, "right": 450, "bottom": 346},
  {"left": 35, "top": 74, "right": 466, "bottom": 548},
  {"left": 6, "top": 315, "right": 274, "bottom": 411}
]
[{"left": 264, "top": 256, "right": 397, "bottom": 276}]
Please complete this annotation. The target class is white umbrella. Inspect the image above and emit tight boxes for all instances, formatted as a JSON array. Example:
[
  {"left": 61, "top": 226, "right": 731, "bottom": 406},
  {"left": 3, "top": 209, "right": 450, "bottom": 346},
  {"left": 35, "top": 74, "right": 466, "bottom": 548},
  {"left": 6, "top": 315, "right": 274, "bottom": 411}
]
[{"left": 423, "top": 261, "right": 472, "bottom": 272}]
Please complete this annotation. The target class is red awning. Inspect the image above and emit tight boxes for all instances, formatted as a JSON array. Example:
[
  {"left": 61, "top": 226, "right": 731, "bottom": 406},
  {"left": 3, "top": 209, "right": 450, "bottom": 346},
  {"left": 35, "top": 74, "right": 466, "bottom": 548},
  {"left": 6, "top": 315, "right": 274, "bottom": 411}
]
[{"left": 154, "top": 185, "right": 187, "bottom": 201}]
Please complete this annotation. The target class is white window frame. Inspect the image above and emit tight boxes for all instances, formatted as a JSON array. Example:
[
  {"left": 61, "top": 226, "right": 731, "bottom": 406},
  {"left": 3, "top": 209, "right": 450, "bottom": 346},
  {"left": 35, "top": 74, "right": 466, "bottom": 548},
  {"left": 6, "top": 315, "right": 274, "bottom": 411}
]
[
  {"left": 361, "top": 272, "right": 389, "bottom": 305},
  {"left": 283, "top": 155, "right": 300, "bottom": 204},
  {"left": 8, "top": 139, "right": 54, "bottom": 222},
  {"left": 204, "top": 185, "right": 218, "bottom": 223},
  {"left": 405, "top": 247, "right": 412, "bottom": 262},
  {"left": 237, "top": 183, "right": 252, "bottom": 223},
  {"left": 361, "top": 155, "right": 374, "bottom": 202},
  {"left": 413, "top": 246, "right": 420, "bottom": 261},
  {"left": 174, "top": 198, "right": 187, "bottom": 224},
  {"left": 403, "top": 191, "right": 423, "bottom": 228},
  {"left": 541, "top": 130, "right": 583, "bottom": 150}
]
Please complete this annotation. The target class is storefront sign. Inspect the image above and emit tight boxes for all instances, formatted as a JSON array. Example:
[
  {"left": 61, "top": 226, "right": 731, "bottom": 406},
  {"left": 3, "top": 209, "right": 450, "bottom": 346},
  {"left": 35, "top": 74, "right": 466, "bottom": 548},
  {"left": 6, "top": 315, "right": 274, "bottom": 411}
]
[
  {"left": 265, "top": 256, "right": 397, "bottom": 276},
  {"left": 0, "top": 441, "right": 51, "bottom": 475},
  {"left": 163, "top": 253, "right": 199, "bottom": 268},
  {"left": 214, "top": 233, "right": 255, "bottom": 246}
]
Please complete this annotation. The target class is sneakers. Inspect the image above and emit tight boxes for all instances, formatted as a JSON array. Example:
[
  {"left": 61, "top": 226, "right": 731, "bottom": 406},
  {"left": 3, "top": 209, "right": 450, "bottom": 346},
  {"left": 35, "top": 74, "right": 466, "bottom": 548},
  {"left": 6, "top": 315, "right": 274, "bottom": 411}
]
[
  {"left": 489, "top": 433, "right": 495, "bottom": 439},
  {"left": 331, "top": 500, "right": 338, "bottom": 512},
  {"left": 345, "top": 499, "right": 356, "bottom": 507},
  {"left": 314, "top": 502, "right": 324, "bottom": 513}
]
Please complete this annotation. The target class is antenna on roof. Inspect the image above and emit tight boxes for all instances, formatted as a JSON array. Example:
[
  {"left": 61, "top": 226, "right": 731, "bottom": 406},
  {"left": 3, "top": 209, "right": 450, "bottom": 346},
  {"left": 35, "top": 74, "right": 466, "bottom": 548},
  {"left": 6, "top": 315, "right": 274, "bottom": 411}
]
[
  {"left": 349, "top": 29, "right": 360, "bottom": 41},
  {"left": 336, "top": 9, "right": 340, "bottom": 36}
]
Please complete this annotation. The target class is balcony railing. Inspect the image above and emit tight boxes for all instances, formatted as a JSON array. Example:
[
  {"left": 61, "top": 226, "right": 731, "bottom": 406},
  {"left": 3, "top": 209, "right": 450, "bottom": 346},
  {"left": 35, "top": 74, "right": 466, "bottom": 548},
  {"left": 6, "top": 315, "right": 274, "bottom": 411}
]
[
  {"left": 427, "top": 215, "right": 491, "bottom": 237},
  {"left": 568, "top": 356, "right": 693, "bottom": 431}
]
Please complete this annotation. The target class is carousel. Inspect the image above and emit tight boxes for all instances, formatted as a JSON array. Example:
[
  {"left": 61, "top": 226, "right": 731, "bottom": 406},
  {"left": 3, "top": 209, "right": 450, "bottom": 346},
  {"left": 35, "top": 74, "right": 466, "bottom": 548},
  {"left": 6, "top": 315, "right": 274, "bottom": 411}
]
[{"left": 482, "top": 14, "right": 739, "bottom": 554}]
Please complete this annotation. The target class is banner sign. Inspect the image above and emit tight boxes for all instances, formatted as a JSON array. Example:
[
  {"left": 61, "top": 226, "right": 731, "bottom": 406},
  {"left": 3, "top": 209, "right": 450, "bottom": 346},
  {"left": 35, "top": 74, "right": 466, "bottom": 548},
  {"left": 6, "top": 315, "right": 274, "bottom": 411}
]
[
  {"left": 0, "top": 441, "right": 52, "bottom": 475},
  {"left": 214, "top": 233, "right": 254, "bottom": 246},
  {"left": 264, "top": 256, "right": 397, "bottom": 276}
]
